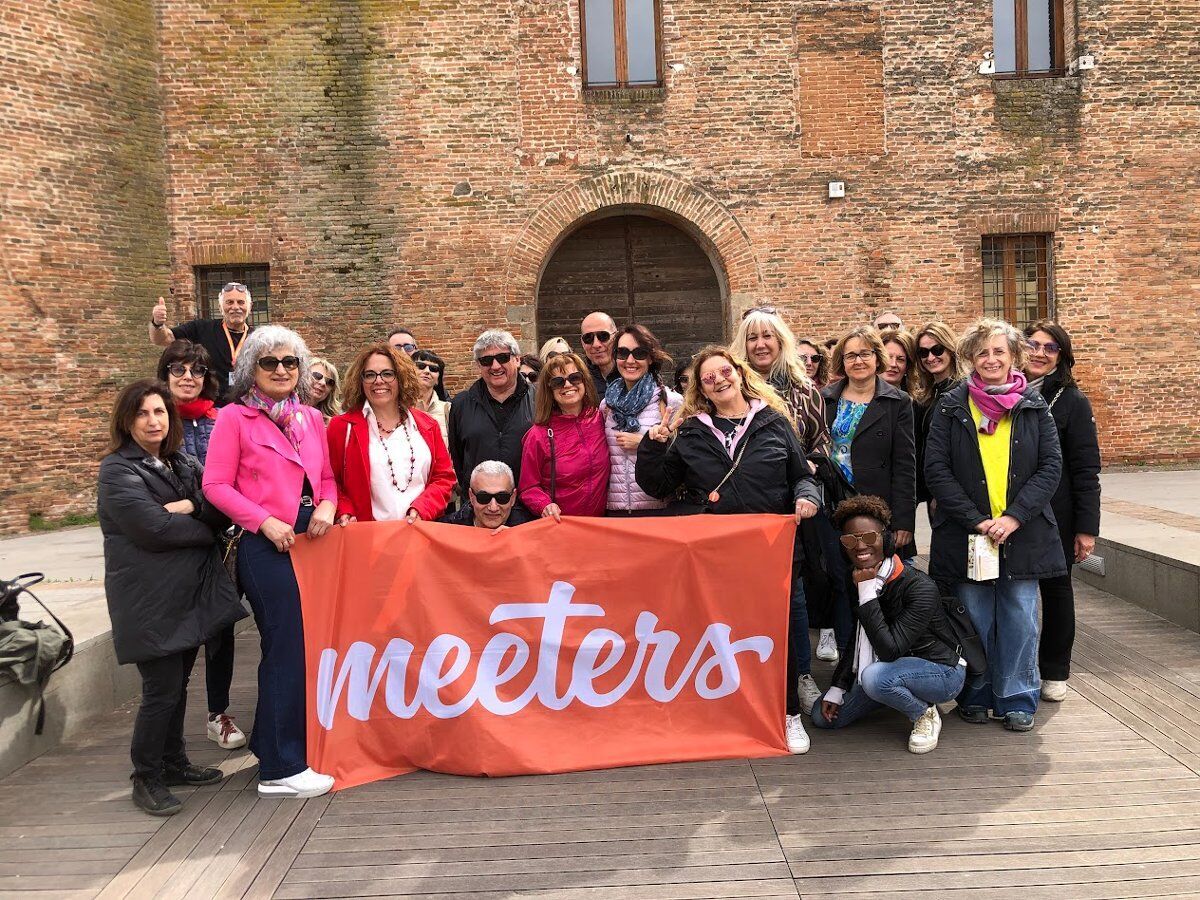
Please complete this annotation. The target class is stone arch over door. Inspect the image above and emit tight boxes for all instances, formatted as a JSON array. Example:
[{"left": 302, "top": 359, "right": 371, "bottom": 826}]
[{"left": 504, "top": 170, "right": 762, "bottom": 346}]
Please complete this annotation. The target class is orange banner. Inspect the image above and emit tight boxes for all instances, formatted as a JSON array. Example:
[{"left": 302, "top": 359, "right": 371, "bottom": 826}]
[{"left": 291, "top": 515, "right": 796, "bottom": 790}]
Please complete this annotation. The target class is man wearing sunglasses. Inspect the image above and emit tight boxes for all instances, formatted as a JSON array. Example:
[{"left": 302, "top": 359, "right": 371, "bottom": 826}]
[
  {"left": 580, "top": 311, "right": 621, "bottom": 397},
  {"left": 440, "top": 461, "right": 534, "bottom": 531},
  {"left": 387, "top": 327, "right": 418, "bottom": 357},
  {"left": 447, "top": 329, "right": 536, "bottom": 495},
  {"left": 149, "top": 283, "right": 255, "bottom": 402}
]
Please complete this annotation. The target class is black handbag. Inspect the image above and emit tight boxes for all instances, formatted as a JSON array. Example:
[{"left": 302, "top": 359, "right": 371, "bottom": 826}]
[
  {"left": 807, "top": 452, "right": 857, "bottom": 514},
  {"left": 936, "top": 592, "right": 987, "bottom": 677}
]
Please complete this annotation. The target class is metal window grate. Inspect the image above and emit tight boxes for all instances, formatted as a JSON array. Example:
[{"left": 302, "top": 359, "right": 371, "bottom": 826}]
[
  {"left": 982, "top": 234, "right": 1053, "bottom": 329},
  {"left": 195, "top": 265, "right": 271, "bottom": 326}
]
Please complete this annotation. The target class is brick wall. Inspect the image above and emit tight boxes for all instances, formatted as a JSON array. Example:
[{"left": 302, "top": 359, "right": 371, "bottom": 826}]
[
  {"left": 2, "top": 0, "right": 1197, "bottom": 531},
  {"left": 0, "top": 0, "right": 170, "bottom": 533}
]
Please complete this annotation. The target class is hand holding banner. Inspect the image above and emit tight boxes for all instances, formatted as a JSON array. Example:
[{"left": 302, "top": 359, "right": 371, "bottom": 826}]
[{"left": 291, "top": 514, "right": 796, "bottom": 790}]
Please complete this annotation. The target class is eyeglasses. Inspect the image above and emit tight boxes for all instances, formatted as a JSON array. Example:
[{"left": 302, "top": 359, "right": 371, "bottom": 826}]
[
  {"left": 394, "top": 342, "right": 417, "bottom": 354},
  {"left": 839, "top": 531, "right": 881, "bottom": 550},
  {"left": 257, "top": 356, "right": 300, "bottom": 372},
  {"left": 741, "top": 306, "right": 778, "bottom": 319},
  {"left": 221, "top": 282, "right": 248, "bottom": 294},
  {"left": 615, "top": 346, "right": 651, "bottom": 361},
  {"left": 548, "top": 372, "right": 585, "bottom": 390},
  {"left": 477, "top": 353, "right": 513, "bottom": 368},
  {"left": 521, "top": 370, "right": 539, "bottom": 383},
  {"left": 473, "top": 489, "right": 514, "bottom": 506},
  {"left": 310, "top": 371, "right": 334, "bottom": 385},
  {"left": 414, "top": 361, "right": 442, "bottom": 374},
  {"left": 700, "top": 364, "right": 735, "bottom": 386},
  {"left": 1025, "top": 339, "right": 1061, "bottom": 355},
  {"left": 798, "top": 353, "right": 822, "bottom": 365},
  {"left": 362, "top": 369, "right": 397, "bottom": 383},
  {"left": 917, "top": 344, "right": 947, "bottom": 359},
  {"left": 581, "top": 331, "right": 612, "bottom": 346},
  {"left": 167, "top": 363, "right": 208, "bottom": 378},
  {"left": 545, "top": 350, "right": 564, "bottom": 359},
  {"left": 843, "top": 350, "right": 875, "bottom": 363}
]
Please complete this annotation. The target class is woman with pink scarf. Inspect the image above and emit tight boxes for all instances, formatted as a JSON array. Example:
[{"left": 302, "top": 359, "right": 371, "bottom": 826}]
[{"left": 923, "top": 318, "right": 1065, "bottom": 733}]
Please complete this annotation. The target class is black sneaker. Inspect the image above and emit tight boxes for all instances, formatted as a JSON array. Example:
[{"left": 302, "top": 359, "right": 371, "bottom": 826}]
[
  {"left": 162, "top": 763, "right": 224, "bottom": 787},
  {"left": 132, "top": 776, "right": 182, "bottom": 816}
]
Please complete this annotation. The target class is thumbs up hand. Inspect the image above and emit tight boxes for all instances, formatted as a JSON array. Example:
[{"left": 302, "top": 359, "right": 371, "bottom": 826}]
[{"left": 152, "top": 296, "right": 168, "bottom": 327}]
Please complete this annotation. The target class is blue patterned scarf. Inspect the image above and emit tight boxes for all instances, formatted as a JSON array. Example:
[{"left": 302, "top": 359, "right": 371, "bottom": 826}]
[{"left": 605, "top": 375, "right": 658, "bottom": 432}]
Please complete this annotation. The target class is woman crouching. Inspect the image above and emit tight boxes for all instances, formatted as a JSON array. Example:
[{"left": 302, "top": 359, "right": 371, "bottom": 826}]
[{"left": 811, "top": 496, "right": 966, "bottom": 754}]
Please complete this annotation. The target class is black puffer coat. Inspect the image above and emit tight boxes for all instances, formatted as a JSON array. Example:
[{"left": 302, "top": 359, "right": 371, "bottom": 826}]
[
  {"left": 634, "top": 404, "right": 821, "bottom": 516},
  {"left": 97, "top": 443, "right": 246, "bottom": 664},
  {"left": 447, "top": 378, "right": 535, "bottom": 494},
  {"left": 924, "top": 382, "right": 1067, "bottom": 583},
  {"left": 1037, "top": 370, "right": 1102, "bottom": 554},
  {"left": 829, "top": 560, "right": 961, "bottom": 694}
]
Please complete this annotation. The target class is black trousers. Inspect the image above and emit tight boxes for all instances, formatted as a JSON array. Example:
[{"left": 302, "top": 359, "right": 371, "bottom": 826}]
[
  {"left": 131, "top": 646, "right": 199, "bottom": 780},
  {"left": 1038, "top": 571, "right": 1075, "bottom": 681},
  {"left": 205, "top": 624, "right": 236, "bottom": 715}
]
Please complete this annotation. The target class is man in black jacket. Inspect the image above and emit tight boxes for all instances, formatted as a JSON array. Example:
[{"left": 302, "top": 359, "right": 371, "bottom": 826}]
[
  {"left": 439, "top": 461, "right": 535, "bottom": 530},
  {"left": 810, "top": 496, "right": 966, "bottom": 754},
  {"left": 447, "top": 329, "right": 536, "bottom": 494}
]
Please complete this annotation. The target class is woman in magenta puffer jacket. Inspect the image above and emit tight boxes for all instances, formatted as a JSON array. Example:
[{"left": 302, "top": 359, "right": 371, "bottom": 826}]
[
  {"left": 602, "top": 325, "right": 682, "bottom": 516},
  {"left": 519, "top": 352, "right": 610, "bottom": 520}
]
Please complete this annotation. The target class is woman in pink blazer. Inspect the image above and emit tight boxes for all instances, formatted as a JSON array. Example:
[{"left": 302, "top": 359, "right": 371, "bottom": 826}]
[{"left": 203, "top": 325, "right": 340, "bottom": 800}]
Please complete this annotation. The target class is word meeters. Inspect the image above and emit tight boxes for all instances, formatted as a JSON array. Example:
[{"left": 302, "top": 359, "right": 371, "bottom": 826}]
[{"left": 316, "top": 581, "right": 775, "bottom": 727}]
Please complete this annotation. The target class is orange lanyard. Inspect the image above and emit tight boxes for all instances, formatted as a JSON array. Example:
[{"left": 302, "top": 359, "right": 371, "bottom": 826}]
[{"left": 222, "top": 322, "right": 247, "bottom": 364}]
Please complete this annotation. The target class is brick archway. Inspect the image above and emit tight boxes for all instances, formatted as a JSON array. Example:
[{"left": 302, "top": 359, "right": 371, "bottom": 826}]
[{"left": 504, "top": 170, "right": 762, "bottom": 344}]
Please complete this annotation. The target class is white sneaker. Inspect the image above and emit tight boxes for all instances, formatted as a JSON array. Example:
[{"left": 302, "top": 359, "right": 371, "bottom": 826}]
[
  {"left": 258, "top": 767, "right": 335, "bottom": 799},
  {"left": 1041, "top": 680, "right": 1069, "bottom": 702},
  {"left": 798, "top": 674, "right": 822, "bottom": 715},
  {"left": 207, "top": 713, "right": 248, "bottom": 750},
  {"left": 785, "top": 714, "right": 810, "bottom": 754},
  {"left": 815, "top": 629, "right": 839, "bottom": 662},
  {"left": 908, "top": 706, "right": 941, "bottom": 754}
]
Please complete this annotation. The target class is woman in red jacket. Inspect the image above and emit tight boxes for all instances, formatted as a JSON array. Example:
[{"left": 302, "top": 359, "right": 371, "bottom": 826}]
[
  {"left": 519, "top": 352, "right": 610, "bottom": 520},
  {"left": 327, "top": 343, "right": 456, "bottom": 523}
]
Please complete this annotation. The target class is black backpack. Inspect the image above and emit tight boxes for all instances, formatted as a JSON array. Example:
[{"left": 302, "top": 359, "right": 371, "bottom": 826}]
[
  {"left": 0, "top": 573, "right": 75, "bottom": 734},
  {"left": 934, "top": 591, "right": 987, "bottom": 677}
]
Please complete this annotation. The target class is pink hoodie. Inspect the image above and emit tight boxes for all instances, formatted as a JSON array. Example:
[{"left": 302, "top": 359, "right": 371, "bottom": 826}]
[{"left": 518, "top": 408, "right": 610, "bottom": 517}]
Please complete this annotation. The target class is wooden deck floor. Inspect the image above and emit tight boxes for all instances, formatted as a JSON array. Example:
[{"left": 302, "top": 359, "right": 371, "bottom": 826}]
[{"left": 3, "top": 578, "right": 1200, "bottom": 899}]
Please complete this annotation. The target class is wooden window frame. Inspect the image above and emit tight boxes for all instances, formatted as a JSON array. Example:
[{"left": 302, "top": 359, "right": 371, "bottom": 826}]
[
  {"left": 981, "top": 234, "right": 1054, "bottom": 328},
  {"left": 994, "top": 0, "right": 1066, "bottom": 78},
  {"left": 579, "top": 0, "right": 665, "bottom": 90}
]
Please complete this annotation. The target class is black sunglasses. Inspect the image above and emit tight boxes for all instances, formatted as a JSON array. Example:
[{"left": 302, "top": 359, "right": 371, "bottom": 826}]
[
  {"left": 257, "top": 355, "right": 300, "bottom": 372},
  {"left": 477, "top": 352, "right": 513, "bottom": 367},
  {"left": 167, "top": 362, "right": 208, "bottom": 378},
  {"left": 414, "top": 361, "right": 442, "bottom": 374},
  {"left": 310, "top": 371, "right": 334, "bottom": 385},
  {"left": 521, "top": 370, "right": 539, "bottom": 382},
  {"left": 581, "top": 331, "right": 612, "bottom": 346},
  {"left": 917, "top": 344, "right": 948, "bottom": 359},
  {"left": 473, "top": 489, "right": 514, "bottom": 506},
  {"left": 615, "top": 346, "right": 651, "bottom": 361},
  {"left": 549, "top": 372, "right": 585, "bottom": 390}
]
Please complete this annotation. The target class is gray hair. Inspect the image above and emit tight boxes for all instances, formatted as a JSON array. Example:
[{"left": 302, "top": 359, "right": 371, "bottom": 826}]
[
  {"left": 472, "top": 329, "right": 520, "bottom": 358},
  {"left": 228, "top": 325, "right": 314, "bottom": 403},
  {"left": 469, "top": 460, "right": 515, "bottom": 488},
  {"left": 219, "top": 283, "right": 253, "bottom": 306},
  {"left": 958, "top": 317, "right": 1027, "bottom": 373}
]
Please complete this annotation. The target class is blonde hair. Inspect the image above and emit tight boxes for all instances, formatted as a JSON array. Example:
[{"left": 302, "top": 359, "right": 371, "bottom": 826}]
[
  {"left": 679, "top": 346, "right": 794, "bottom": 427},
  {"left": 912, "top": 320, "right": 962, "bottom": 404},
  {"left": 881, "top": 329, "right": 919, "bottom": 394},
  {"left": 830, "top": 326, "right": 888, "bottom": 379},
  {"left": 310, "top": 357, "right": 343, "bottom": 418},
  {"left": 959, "top": 318, "right": 1027, "bottom": 375},
  {"left": 732, "top": 309, "right": 814, "bottom": 391},
  {"left": 539, "top": 336, "right": 571, "bottom": 361}
]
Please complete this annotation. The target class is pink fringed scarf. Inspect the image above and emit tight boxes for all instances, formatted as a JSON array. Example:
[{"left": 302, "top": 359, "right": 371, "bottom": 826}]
[{"left": 967, "top": 370, "right": 1027, "bottom": 435}]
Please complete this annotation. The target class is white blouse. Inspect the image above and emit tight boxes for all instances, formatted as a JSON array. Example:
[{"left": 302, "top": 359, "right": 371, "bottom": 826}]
[{"left": 364, "top": 404, "right": 432, "bottom": 521}]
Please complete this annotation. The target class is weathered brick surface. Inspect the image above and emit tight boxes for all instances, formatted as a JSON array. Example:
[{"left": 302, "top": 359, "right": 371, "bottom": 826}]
[{"left": 1, "top": 0, "right": 1198, "bottom": 531}]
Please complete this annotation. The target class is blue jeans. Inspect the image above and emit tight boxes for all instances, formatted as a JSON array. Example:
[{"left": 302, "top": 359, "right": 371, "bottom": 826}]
[
  {"left": 810, "top": 657, "right": 965, "bottom": 727},
  {"left": 238, "top": 504, "right": 312, "bottom": 781},
  {"left": 957, "top": 565, "right": 1041, "bottom": 715}
]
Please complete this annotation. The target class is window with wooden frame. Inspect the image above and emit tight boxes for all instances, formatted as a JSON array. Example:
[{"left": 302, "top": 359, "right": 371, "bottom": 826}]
[
  {"left": 982, "top": 235, "right": 1053, "bottom": 328},
  {"left": 580, "top": 0, "right": 663, "bottom": 89},
  {"left": 993, "top": 0, "right": 1065, "bottom": 76},
  {"left": 195, "top": 265, "right": 271, "bottom": 326}
]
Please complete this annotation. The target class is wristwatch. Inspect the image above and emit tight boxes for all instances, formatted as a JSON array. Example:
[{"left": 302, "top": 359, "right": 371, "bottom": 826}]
[{"left": 150, "top": 318, "right": 165, "bottom": 329}]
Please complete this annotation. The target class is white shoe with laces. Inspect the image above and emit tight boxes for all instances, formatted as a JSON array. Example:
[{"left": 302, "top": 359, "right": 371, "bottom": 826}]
[
  {"left": 798, "top": 674, "right": 822, "bottom": 715},
  {"left": 207, "top": 713, "right": 247, "bottom": 750},
  {"left": 815, "top": 629, "right": 839, "bottom": 662},
  {"left": 785, "top": 714, "right": 810, "bottom": 754},
  {"left": 1041, "top": 680, "right": 1069, "bottom": 702},
  {"left": 258, "top": 767, "right": 335, "bottom": 799},
  {"left": 908, "top": 706, "right": 941, "bottom": 754}
]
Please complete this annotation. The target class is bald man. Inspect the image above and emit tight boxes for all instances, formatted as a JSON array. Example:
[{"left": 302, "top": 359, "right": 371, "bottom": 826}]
[{"left": 580, "top": 311, "right": 620, "bottom": 398}]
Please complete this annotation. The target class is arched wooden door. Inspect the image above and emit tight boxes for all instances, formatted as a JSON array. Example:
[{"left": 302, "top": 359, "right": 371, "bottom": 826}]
[{"left": 536, "top": 215, "right": 725, "bottom": 365}]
